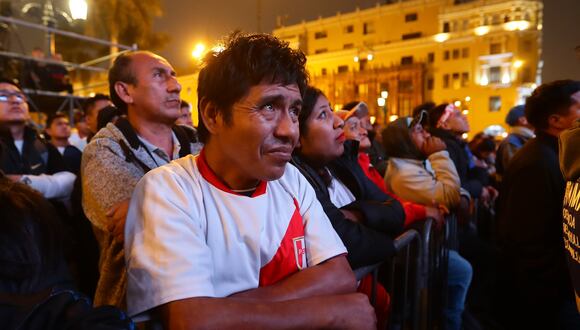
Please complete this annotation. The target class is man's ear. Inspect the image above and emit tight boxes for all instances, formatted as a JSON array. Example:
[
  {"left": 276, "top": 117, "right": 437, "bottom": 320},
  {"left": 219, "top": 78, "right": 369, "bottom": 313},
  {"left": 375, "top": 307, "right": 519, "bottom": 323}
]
[
  {"left": 199, "top": 98, "right": 222, "bottom": 135},
  {"left": 114, "top": 82, "right": 133, "bottom": 105},
  {"left": 548, "top": 114, "right": 563, "bottom": 130}
]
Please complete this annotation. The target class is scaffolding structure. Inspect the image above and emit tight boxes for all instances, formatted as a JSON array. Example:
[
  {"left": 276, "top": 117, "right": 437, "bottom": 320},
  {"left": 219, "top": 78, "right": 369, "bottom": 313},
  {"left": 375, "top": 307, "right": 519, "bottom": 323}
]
[{"left": 0, "top": 14, "right": 137, "bottom": 124}]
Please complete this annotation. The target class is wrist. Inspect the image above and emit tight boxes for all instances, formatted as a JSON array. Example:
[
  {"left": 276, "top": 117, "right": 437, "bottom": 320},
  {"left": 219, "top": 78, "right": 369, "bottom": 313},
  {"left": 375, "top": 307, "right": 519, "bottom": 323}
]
[{"left": 19, "top": 175, "right": 31, "bottom": 185}]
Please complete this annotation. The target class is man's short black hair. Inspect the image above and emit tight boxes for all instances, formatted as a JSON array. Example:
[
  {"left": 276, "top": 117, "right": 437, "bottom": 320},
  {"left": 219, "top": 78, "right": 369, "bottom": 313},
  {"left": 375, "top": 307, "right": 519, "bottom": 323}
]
[
  {"left": 83, "top": 93, "right": 111, "bottom": 116},
  {"left": 73, "top": 109, "right": 85, "bottom": 124},
  {"left": 180, "top": 100, "right": 190, "bottom": 109},
  {"left": 0, "top": 78, "right": 23, "bottom": 91},
  {"left": 108, "top": 52, "right": 139, "bottom": 114},
  {"left": 297, "top": 86, "right": 325, "bottom": 137},
  {"left": 197, "top": 32, "right": 309, "bottom": 144},
  {"left": 45, "top": 112, "right": 68, "bottom": 128},
  {"left": 525, "top": 80, "right": 580, "bottom": 131}
]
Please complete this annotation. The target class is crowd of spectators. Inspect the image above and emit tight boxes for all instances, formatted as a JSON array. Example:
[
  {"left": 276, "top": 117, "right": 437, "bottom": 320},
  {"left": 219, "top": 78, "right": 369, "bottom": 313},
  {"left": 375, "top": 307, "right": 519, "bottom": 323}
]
[{"left": 0, "top": 33, "right": 579, "bottom": 330}]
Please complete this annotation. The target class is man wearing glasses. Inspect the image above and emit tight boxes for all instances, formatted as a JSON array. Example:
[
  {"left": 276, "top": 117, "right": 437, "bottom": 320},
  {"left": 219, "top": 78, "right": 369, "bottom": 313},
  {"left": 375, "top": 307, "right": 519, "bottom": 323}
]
[{"left": 0, "top": 78, "right": 75, "bottom": 200}]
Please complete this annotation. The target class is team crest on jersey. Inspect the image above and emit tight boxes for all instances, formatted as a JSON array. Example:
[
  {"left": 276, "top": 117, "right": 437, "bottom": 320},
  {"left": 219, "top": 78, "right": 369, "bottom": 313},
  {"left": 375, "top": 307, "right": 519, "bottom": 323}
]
[{"left": 293, "top": 236, "right": 307, "bottom": 270}]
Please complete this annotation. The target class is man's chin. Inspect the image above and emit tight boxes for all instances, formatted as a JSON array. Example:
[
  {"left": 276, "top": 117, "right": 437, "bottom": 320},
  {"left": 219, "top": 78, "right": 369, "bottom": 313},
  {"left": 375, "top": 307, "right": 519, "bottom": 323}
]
[
  {"left": 2, "top": 118, "right": 27, "bottom": 125},
  {"left": 262, "top": 164, "right": 288, "bottom": 182}
]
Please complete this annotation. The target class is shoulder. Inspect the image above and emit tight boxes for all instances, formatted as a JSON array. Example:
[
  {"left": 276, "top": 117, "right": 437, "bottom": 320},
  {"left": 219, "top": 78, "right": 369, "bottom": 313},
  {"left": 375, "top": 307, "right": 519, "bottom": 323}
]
[
  {"left": 141, "top": 154, "right": 201, "bottom": 190},
  {"left": 509, "top": 138, "right": 556, "bottom": 174},
  {"left": 277, "top": 163, "right": 308, "bottom": 189},
  {"left": 83, "top": 124, "right": 126, "bottom": 156},
  {"left": 388, "top": 157, "right": 429, "bottom": 178}
]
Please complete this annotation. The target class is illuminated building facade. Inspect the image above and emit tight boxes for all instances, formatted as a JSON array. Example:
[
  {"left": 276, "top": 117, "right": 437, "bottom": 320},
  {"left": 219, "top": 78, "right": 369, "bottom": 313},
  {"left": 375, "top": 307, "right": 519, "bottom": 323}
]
[{"left": 273, "top": 0, "right": 543, "bottom": 135}]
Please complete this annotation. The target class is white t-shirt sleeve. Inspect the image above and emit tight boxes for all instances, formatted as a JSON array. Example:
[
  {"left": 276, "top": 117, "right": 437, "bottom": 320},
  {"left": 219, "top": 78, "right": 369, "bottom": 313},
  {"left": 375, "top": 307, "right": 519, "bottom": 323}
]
[
  {"left": 289, "top": 165, "right": 347, "bottom": 267},
  {"left": 124, "top": 164, "right": 215, "bottom": 318}
]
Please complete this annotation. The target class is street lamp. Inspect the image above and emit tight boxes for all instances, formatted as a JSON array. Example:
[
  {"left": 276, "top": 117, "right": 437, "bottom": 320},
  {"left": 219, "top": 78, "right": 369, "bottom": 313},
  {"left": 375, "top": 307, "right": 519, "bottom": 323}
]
[
  {"left": 377, "top": 97, "right": 386, "bottom": 107},
  {"left": 377, "top": 90, "right": 389, "bottom": 124},
  {"left": 69, "top": 0, "right": 88, "bottom": 20},
  {"left": 21, "top": 0, "right": 88, "bottom": 56},
  {"left": 192, "top": 43, "right": 206, "bottom": 60}
]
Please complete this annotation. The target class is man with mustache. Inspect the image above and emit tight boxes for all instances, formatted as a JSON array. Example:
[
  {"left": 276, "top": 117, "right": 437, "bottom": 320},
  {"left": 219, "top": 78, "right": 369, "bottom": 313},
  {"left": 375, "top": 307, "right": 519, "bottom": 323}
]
[
  {"left": 81, "top": 51, "right": 198, "bottom": 309},
  {"left": 124, "top": 34, "right": 376, "bottom": 329}
]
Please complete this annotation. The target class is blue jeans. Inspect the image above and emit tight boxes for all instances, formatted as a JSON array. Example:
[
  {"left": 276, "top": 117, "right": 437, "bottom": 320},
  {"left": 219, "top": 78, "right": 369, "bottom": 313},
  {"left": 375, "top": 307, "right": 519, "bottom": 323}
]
[{"left": 445, "top": 250, "right": 473, "bottom": 330}]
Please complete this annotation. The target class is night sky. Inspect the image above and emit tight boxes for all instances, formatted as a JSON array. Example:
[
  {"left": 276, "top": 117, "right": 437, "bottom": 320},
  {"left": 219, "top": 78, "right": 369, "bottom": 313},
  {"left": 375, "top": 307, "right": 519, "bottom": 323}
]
[
  {"left": 151, "top": 0, "right": 579, "bottom": 80},
  {"left": 153, "top": 0, "right": 379, "bottom": 70}
]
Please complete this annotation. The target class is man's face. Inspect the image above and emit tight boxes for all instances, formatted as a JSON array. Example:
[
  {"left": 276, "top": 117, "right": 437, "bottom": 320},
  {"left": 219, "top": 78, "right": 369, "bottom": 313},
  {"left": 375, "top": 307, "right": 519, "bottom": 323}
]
[
  {"left": 0, "top": 83, "right": 29, "bottom": 124},
  {"left": 554, "top": 97, "right": 580, "bottom": 132},
  {"left": 76, "top": 119, "right": 90, "bottom": 136},
  {"left": 125, "top": 53, "right": 181, "bottom": 124},
  {"left": 47, "top": 117, "right": 71, "bottom": 139},
  {"left": 176, "top": 105, "right": 194, "bottom": 127},
  {"left": 444, "top": 108, "right": 470, "bottom": 134},
  {"left": 410, "top": 123, "right": 431, "bottom": 152},
  {"left": 299, "top": 95, "right": 345, "bottom": 165},
  {"left": 87, "top": 99, "right": 112, "bottom": 133},
  {"left": 213, "top": 82, "right": 302, "bottom": 183},
  {"left": 343, "top": 117, "right": 371, "bottom": 150}
]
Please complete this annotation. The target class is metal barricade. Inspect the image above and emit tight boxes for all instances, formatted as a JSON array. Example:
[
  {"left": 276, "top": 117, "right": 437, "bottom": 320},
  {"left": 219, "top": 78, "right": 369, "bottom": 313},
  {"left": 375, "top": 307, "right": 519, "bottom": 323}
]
[
  {"left": 414, "top": 218, "right": 449, "bottom": 330},
  {"left": 385, "top": 229, "right": 421, "bottom": 330}
]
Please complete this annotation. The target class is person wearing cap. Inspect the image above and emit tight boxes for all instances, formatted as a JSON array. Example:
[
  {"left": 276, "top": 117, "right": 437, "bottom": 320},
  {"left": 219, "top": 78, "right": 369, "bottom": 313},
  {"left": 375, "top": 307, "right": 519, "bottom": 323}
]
[
  {"left": 495, "top": 104, "right": 535, "bottom": 179},
  {"left": 382, "top": 111, "right": 472, "bottom": 330},
  {"left": 342, "top": 101, "right": 388, "bottom": 176},
  {"left": 496, "top": 80, "right": 580, "bottom": 329},
  {"left": 337, "top": 107, "right": 445, "bottom": 227},
  {"left": 427, "top": 103, "right": 493, "bottom": 203}
]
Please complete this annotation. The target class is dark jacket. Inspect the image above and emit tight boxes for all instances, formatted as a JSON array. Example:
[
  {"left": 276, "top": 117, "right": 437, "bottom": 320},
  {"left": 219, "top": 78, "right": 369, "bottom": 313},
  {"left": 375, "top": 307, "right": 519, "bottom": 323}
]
[
  {"left": 430, "top": 128, "right": 488, "bottom": 198},
  {"left": 291, "top": 140, "right": 405, "bottom": 269},
  {"left": 497, "top": 132, "right": 573, "bottom": 306},
  {"left": 367, "top": 139, "right": 388, "bottom": 176},
  {"left": 61, "top": 145, "right": 82, "bottom": 175},
  {"left": 496, "top": 127, "right": 534, "bottom": 177},
  {"left": 0, "top": 125, "right": 66, "bottom": 176}
]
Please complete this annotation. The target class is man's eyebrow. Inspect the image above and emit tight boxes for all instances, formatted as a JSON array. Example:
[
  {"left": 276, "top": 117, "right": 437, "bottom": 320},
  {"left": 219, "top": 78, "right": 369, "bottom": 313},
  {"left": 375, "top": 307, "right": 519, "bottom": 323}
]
[
  {"left": 257, "top": 94, "right": 303, "bottom": 106},
  {"left": 152, "top": 66, "right": 176, "bottom": 76},
  {"left": 290, "top": 99, "right": 303, "bottom": 107}
]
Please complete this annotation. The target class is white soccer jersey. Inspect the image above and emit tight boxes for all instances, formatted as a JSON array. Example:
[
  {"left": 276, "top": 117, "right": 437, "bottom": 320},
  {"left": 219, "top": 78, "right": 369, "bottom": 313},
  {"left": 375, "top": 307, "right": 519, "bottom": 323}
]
[{"left": 124, "top": 151, "right": 347, "bottom": 319}]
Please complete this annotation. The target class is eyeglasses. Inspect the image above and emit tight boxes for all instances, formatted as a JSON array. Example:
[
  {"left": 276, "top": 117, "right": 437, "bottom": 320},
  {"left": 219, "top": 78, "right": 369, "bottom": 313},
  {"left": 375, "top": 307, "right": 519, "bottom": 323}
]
[{"left": 0, "top": 90, "right": 26, "bottom": 103}]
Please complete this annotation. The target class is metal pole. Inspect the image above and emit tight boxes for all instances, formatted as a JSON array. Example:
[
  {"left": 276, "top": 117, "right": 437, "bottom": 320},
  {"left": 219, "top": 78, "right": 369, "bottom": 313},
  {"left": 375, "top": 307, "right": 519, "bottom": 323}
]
[
  {"left": 0, "top": 15, "right": 135, "bottom": 51},
  {"left": 42, "top": 0, "right": 56, "bottom": 57},
  {"left": 0, "top": 50, "right": 107, "bottom": 72}
]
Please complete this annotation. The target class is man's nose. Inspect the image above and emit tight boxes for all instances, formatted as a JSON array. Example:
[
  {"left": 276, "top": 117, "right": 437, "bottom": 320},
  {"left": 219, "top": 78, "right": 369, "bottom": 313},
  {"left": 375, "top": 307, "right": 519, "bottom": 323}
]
[
  {"left": 167, "top": 76, "right": 181, "bottom": 93},
  {"left": 274, "top": 109, "right": 298, "bottom": 141}
]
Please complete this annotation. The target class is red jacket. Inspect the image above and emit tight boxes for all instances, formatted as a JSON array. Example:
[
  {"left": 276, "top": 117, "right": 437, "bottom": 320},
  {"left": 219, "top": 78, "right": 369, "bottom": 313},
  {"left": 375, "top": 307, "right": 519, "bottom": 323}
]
[{"left": 358, "top": 152, "right": 426, "bottom": 226}]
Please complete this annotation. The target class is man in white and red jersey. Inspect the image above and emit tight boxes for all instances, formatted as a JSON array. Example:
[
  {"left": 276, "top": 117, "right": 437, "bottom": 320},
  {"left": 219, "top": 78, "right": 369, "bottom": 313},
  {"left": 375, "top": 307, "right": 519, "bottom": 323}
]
[{"left": 124, "top": 33, "right": 376, "bottom": 329}]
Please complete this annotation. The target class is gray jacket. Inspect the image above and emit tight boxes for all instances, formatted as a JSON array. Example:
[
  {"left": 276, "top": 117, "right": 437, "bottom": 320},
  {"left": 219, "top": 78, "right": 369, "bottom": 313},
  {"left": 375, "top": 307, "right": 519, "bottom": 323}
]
[{"left": 81, "top": 118, "right": 201, "bottom": 308}]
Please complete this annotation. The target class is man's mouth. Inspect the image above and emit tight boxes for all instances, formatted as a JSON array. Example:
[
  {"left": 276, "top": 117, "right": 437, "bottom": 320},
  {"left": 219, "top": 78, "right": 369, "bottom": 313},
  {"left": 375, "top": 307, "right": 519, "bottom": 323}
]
[
  {"left": 267, "top": 146, "right": 294, "bottom": 161},
  {"left": 165, "top": 99, "right": 181, "bottom": 107}
]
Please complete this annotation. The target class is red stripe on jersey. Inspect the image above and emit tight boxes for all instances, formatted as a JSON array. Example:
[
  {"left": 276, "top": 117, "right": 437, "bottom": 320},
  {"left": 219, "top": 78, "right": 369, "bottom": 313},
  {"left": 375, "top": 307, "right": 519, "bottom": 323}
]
[
  {"left": 259, "top": 198, "right": 306, "bottom": 286},
  {"left": 196, "top": 148, "right": 267, "bottom": 197}
]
